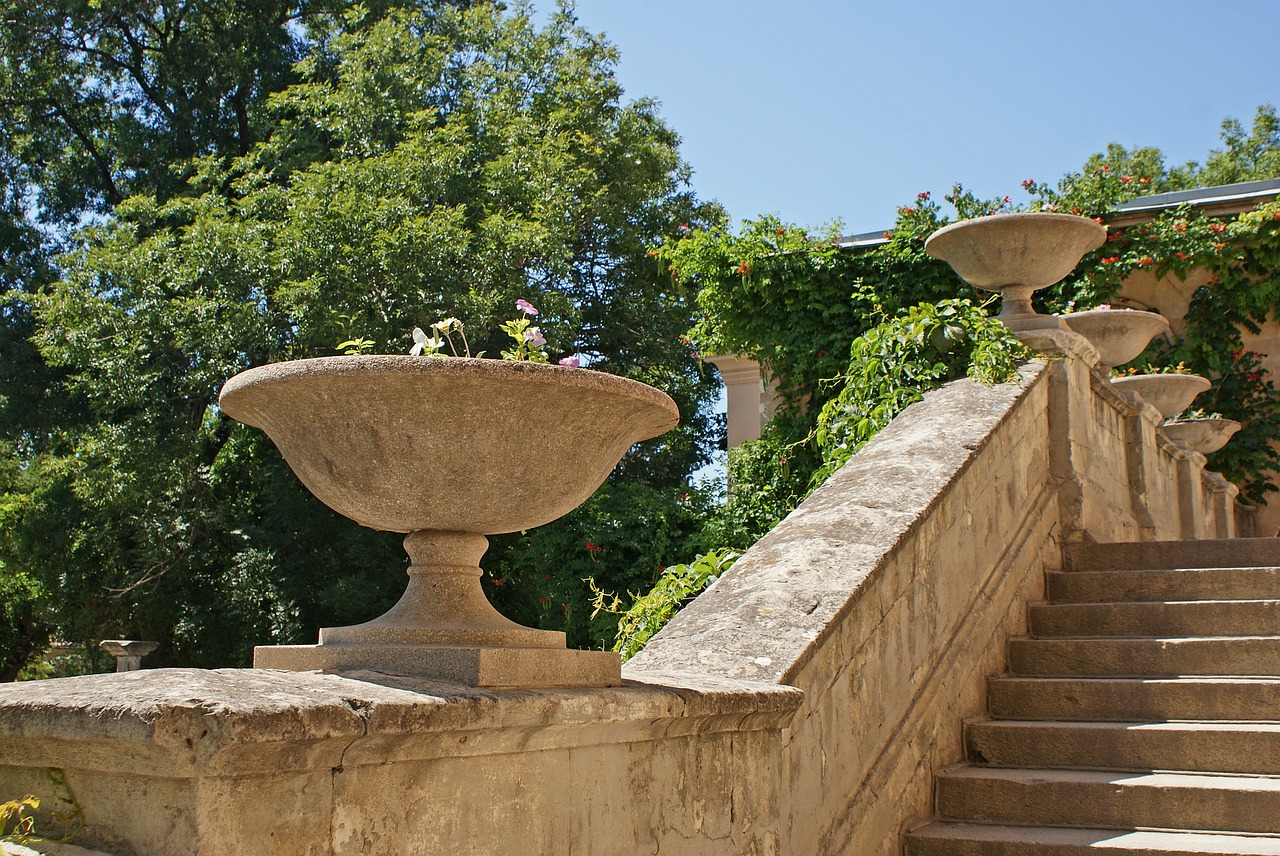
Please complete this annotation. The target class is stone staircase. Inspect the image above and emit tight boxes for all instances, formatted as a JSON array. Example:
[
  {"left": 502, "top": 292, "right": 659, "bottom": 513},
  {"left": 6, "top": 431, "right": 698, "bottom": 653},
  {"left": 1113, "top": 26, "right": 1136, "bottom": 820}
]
[{"left": 906, "top": 539, "right": 1280, "bottom": 855}]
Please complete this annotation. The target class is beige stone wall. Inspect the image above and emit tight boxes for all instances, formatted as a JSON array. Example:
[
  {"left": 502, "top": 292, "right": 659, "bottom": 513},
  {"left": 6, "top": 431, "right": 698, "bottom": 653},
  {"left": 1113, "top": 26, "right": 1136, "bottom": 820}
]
[{"left": 0, "top": 345, "right": 1247, "bottom": 855}]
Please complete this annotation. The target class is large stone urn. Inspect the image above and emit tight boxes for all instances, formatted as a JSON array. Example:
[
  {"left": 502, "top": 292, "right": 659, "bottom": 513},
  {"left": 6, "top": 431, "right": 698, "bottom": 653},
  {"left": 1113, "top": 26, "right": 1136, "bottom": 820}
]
[
  {"left": 219, "top": 355, "right": 679, "bottom": 687},
  {"left": 1062, "top": 308, "right": 1170, "bottom": 371},
  {"left": 925, "top": 213, "right": 1107, "bottom": 332}
]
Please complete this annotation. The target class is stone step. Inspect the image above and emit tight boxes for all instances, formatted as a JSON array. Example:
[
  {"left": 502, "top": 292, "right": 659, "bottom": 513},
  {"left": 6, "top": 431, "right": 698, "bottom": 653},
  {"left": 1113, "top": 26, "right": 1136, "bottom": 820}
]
[
  {"left": 1047, "top": 568, "right": 1280, "bottom": 604},
  {"left": 1066, "top": 539, "right": 1280, "bottom": 573},
  {"left": 966, "top": 719, "right": 1280, "bottom": 775},
  {"left": 988, "top": 676, "right": 1280, "bottom": 722},
  {"left": 1008, "top": 636, "right": 1280, "bottom": 677},
  {"left": 1029, "top": 600, "right": 1280, "bottom": 638},
  {"left": 906, "top": 821, "right": 1280, "bottom": 855},
  {"left": 935, "top": 767, "right": 1280, "bottom": 834}
]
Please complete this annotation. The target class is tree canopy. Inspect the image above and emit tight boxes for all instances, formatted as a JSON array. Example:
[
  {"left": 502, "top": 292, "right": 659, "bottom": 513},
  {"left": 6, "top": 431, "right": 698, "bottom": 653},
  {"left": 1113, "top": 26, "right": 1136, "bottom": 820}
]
[{"left": 0, "top": 0, "right": 721, "bottom": 676}]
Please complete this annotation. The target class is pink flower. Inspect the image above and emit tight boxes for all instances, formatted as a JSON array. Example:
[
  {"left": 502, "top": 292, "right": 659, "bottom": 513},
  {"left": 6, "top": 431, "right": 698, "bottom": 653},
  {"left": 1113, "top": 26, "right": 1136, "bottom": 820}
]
[
  {"left": 1097, "top": 304, "right": 1111, "bottom": 310},
  {"left": 558, "top": 356, "right": 580, "bottom": 368},
  {"left": 524, "top": 327, "right": 546, "bottom": 347},
  {"left": 515, "top": 299, "right": 538, "bottom": 316}
]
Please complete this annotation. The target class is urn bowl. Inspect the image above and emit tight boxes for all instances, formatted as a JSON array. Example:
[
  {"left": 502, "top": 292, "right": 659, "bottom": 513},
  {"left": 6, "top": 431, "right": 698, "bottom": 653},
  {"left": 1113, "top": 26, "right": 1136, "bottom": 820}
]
[{"left": 219, "top": 356, "right": 680, "bottom": 535}]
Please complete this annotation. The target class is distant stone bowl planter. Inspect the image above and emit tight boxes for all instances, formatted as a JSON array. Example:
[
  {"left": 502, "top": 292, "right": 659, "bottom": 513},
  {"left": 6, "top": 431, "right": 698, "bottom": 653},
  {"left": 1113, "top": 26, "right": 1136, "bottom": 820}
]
[
  {"left": 1061, "top": 308, "right": 1170, "bottom": 371},
  {"left": 1162, "top": 417, "right": 1242, "bottom": 455},
  {"left": 219, "top": 355, "right": 680, "bottom": 687},
  {"left": 924, "top": 212, "right": 1106, "bottom": 333},
  {"left": 1110, "top": 373, "right": 1212, "bottom": 419}
]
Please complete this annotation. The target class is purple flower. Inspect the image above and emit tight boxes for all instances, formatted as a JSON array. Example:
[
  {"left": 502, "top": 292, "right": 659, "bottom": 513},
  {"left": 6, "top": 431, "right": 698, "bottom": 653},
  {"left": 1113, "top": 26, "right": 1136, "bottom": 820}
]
[
  {"left": 515, "top": 299, "right": 538, "bottom": 316},
  {"left": 524, "top": 327, "right": 546, "bottom": 348},
  {"left": 559, "top": 356, "right": 580, "bottom": 368}
]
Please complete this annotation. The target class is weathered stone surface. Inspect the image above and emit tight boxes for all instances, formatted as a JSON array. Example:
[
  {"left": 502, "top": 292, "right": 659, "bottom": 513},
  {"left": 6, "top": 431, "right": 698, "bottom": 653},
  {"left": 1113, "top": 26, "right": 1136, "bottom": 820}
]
[
  {"left": 1061, "top": 308, "right": 1170, "bottom": 370},
  {"left": 1111, "top": 372, "right": 1211, "bottom": 418},
  {"left": 0, "top": 668, "right": 799, "bottom": 854},
  {"left": 925, "top": 213, "right": 1105, "bottom": 330},
  {"left": 627, "top": 362, "right": 1049, "bottom": 683},
  {"left": 925, "top": 213, "right": 1107, "bottom": 290},
  {"left": 1163, "top": 416, "right": 1242, "bottom": 454},
  {"left": 218, "top": 356, "right": 678, "bottom": 535},
  {"left": 0, "top": 338, "right": 1250, "bottom": 855},
  {"left": 3, "top": 843, "right": 115, "bottom": 856},
  {"left": 219, "top": 357, "right": 678, "bottom": 686}
]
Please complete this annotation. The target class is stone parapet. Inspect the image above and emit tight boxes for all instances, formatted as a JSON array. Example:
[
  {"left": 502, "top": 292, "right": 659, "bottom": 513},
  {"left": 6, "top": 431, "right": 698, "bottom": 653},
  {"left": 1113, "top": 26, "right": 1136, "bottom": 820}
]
[{"left": 0, "top": 668, "right": 799, "bottom": 854}]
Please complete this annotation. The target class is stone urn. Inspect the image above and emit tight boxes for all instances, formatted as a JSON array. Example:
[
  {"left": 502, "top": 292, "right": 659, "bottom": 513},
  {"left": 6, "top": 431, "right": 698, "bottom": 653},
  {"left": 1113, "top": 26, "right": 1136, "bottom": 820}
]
[
  {"left": 1110, "top": 373, "right": 1212, "bottom": 419},
  {"left": 219, "top": 355, "right": 679, "bottom": 687},
  {"left": 1061, "top": 308, "right": 1170, "bottom": 371},
  {"left": 924, "top": 213, "right": 1107, "bottom": 332},
  {"left": 1162, "top": 417, "right": 1242, "bottom": 455}
]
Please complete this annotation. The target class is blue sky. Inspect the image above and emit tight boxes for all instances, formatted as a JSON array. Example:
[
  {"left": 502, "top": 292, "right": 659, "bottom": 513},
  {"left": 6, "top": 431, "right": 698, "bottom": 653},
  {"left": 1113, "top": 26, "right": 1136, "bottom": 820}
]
[{"left": 536, "top": 1, "right": 1280, "bottom": 234}]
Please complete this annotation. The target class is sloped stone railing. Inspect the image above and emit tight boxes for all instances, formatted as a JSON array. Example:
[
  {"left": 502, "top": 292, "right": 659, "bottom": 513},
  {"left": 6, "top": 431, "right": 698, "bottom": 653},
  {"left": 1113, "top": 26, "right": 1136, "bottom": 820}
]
[{"left": 0, "top": 341, "right": 1249, "bottom": 854}]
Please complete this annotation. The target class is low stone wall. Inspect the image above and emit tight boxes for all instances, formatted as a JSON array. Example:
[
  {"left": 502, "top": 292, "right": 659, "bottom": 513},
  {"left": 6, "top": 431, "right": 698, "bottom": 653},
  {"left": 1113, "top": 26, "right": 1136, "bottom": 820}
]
[{"left": 0, "top": 342, "right": 1249, "bottom": 855}]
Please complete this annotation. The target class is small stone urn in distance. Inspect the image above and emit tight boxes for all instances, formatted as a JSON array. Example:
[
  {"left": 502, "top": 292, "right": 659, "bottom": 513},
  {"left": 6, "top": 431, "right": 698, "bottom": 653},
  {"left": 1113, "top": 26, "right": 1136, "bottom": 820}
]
[
  {"left": 219, "top": 355, "right": 680, "bottom": 688},
  {"left": 924, "top": 213, "right": 1107, "bottom": 333},
  {"left": 1163, "top": 417, "right": 1242, "bottom": 455},
  {"left": 1061, "top": 307, "right": 1171, "bottom": 372}
]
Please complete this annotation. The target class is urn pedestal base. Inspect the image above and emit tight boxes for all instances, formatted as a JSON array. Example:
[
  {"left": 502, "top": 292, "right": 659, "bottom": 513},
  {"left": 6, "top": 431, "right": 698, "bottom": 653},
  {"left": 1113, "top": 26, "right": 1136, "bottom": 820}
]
[{"left": 254, "top": 643, "right": 622, "bottom": 688}]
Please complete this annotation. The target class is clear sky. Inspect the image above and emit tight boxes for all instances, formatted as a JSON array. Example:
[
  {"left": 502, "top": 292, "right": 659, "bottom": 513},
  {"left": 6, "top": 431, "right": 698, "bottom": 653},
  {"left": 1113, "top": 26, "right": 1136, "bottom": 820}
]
[{"left": 535, "top": 0, "right": 1280, "bottom": 234}]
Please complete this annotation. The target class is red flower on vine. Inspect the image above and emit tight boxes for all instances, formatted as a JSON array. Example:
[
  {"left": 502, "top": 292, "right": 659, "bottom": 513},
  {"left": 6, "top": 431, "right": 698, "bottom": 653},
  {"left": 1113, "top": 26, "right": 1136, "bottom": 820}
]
[
  {"left": 1120, "top": 175, "right": 1133, "bottom": 184},
  {"left": 1246, "top": 373, "right": 1262, "bottom": 381},
  {"left": 585, "top": 541, "right": 602, "bottom": 555},
  {"left": 1232, "top": 349, "right": 1245, "bottom": 361},
  {"left": 1210, "top": 222, "right": 1228, "bottom": 234},
  {"left": 1176, "top": 252, "right": 1190, "bottom": 260},
  {"left": 1101, "top": 256, "right": 1121, "bottom": 265},
  {"left": 1021, "top": 179, "right": 1035, "bottom": 188},
  {"left": 1137, "top": 257, "right": 1155, "bottom": 266},
  {"left": 1139, "top": 177, "right": 1152, "bottom": 184},
  {"left": 735, "top": 261, "right": 751, "bottom": 275},
  {"left": 1174, "top": 222, "right": 1187, "bottom": 232},
  {"left": 918, "top": 191, "right": 931, "bottom": 200}
]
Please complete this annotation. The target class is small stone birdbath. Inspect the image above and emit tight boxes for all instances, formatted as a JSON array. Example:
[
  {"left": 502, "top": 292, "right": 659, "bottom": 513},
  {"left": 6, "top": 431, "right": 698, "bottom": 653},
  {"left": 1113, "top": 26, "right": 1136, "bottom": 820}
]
[
  {"left": 925, "top": 213, "right": 1107, "bottom": 333},
  {"left": 1062, "top": 307, "right": 1171, "bottom": 371},
  {"left": 1162, "top": 417, "right": 1242, "bottom": 455},
  {"left": 1110, "top": 373, "right": 1212, "bottom": 419},
  {"left": 219, "top": 356, "right": 679, "bottom": 688}
]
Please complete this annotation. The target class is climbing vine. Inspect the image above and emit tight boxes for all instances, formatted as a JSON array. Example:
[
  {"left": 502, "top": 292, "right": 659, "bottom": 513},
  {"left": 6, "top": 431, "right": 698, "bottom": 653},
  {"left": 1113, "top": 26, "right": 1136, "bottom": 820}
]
[{"left": 598, "top": 106, "right": 1280, "bottom": 655}]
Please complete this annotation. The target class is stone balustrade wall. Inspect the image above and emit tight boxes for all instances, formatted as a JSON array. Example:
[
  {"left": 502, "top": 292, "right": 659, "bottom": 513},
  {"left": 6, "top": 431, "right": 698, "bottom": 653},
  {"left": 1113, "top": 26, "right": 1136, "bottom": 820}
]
[{"left": 0, "top": 343, "right": 1250, "bottom": 855}]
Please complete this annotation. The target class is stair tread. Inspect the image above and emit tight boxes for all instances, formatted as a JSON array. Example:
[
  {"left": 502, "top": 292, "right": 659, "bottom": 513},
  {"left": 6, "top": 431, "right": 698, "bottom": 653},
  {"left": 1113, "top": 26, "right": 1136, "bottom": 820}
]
[
  {"left": 941, "top": 766, "right": 1280, "bottom": 790},
  {"left": 1060, "top": 567, "right": 1280, "bottom": 575},
  {"left": 908, "top": 821, "right": 1280, "bottom": 854},
  {"left": 970, "top": 719, "right": 1280, "bottom": 734},
  {"left": 996, "top": 675, "right": 1280, "bottom": 685}
]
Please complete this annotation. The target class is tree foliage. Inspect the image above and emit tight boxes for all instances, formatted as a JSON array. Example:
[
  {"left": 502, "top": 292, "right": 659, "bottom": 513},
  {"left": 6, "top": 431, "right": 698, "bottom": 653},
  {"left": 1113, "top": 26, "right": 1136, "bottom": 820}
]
[{"left": 1, "top": 1, "right": 721, "bottom": 673}]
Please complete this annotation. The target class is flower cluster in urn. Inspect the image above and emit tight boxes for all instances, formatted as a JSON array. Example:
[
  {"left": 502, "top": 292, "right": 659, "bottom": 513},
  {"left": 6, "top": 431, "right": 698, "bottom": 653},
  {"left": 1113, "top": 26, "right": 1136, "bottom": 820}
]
[{"left": 394, "top": 299, "right": 581, "bottom": 367}]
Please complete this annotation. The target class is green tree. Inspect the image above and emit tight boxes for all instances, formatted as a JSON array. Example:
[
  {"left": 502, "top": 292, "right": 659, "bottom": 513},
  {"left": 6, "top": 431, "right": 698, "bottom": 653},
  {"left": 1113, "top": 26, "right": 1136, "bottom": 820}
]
[{"left": 3, "top": 2, "right": 721, "bottom": 671}]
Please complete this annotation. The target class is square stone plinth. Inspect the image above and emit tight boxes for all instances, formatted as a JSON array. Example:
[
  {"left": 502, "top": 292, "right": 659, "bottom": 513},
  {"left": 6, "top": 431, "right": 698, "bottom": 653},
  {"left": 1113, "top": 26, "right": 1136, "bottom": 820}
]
[{"left": 253, "top": 643, "right": 622, "bottom": 688}]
